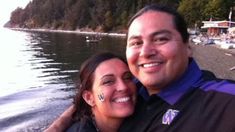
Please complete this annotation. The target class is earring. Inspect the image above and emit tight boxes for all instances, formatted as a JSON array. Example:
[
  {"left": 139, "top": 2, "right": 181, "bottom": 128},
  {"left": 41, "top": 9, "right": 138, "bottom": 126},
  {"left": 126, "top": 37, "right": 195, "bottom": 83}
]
[{"left": 98, "top": 93, "right": 105, "bottom": 102}]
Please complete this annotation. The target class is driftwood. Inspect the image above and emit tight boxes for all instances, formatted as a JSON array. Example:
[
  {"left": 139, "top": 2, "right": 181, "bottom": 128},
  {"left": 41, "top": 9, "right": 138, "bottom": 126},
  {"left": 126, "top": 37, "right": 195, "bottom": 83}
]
[{"left": 230, "top": 66, "right": 235, "bottom": 71}]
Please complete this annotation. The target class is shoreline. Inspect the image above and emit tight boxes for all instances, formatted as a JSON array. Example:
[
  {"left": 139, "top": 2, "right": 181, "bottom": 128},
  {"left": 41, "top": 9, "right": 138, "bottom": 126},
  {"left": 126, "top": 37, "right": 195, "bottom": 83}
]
[
  {"left": 212, "top": 44, "right": 235, "bottom": 56},
  {"left": 9, "top": 27, "right": 127, "bottom": 37},
  {"left": 7, "top": 27, "right": 235, "bottom": 72},
  {"left": 191, "top": 43, "right": 235, "bottom": 80},
  {"left": 190, "top": 41, "right": 235, "bottom": 56},
  {"left": 8, "top": 27, "right": 235, "bottom": 55}
]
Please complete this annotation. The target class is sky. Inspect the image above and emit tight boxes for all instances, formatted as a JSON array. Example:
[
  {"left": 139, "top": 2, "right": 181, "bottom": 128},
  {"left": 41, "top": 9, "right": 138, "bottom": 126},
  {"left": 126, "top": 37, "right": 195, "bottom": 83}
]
[{"left": 0, "top": 0, "right": 31, "bottom": 27}]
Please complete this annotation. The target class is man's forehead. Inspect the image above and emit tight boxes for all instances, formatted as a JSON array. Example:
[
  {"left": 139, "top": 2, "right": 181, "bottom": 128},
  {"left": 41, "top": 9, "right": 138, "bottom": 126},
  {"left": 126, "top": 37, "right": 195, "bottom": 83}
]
[{"left": 128, "top": 12, "right": 174, "bottom": 30}]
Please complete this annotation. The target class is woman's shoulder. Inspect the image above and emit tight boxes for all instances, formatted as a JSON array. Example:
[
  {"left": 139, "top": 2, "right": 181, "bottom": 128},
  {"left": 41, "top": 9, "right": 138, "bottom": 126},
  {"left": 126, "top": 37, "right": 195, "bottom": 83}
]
[
  {"left": 66, "top": 119, "right": 97, "bottom": 132},
  {"left": 66, "top": 122, "right": 80, "bottom": 132}
]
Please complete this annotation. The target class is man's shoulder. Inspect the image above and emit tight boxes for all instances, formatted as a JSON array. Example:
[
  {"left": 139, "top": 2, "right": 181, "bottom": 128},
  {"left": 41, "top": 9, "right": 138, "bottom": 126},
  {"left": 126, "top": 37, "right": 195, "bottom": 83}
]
[{"left": 200, "top": 70, "right": 235, "bottom": 95}]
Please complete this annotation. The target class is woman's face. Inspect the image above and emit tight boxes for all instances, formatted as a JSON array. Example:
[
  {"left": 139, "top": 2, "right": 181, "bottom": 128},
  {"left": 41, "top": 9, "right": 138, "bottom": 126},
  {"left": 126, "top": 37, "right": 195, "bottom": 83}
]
[{"left": 84, "top": 58, "right": 136, "bottom": 120}]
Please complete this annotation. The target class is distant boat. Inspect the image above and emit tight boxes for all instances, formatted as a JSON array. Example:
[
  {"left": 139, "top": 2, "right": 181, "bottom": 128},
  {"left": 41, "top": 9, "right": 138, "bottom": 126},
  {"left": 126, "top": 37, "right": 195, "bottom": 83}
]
[
  {"left": 230, "top": 66, "right": 235, "bottom": 71},
  {"left": 214, "top": 40, "right": 235, "bottom": 49},
  {"left": 191, "top": 36, "right": 201, "bottom": 44},
  {"left": 191, "top": 35, "right": 214, "bottom": 45},
  {"left": 85, "top": 35, "right": 100, "bottom": 43},
  {"left": 86, "top": 39, "right": 99, "bottom": 43}
]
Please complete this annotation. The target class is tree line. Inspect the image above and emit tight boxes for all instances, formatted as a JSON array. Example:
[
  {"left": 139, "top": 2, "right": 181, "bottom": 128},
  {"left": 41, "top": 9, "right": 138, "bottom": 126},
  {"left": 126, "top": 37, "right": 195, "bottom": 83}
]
[{"left": 7, "top": 0, "right": 235, "bottom": 32}]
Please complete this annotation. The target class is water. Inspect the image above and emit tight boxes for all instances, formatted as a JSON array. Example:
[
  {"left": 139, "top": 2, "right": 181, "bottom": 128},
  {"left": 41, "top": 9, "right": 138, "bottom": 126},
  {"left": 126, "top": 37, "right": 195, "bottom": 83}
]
[
  {"left": 1, "top": 28, "right": 235, "bottom": 132},
  {"left": 0, "top": 28, "right": 126, "bottom": 131}
]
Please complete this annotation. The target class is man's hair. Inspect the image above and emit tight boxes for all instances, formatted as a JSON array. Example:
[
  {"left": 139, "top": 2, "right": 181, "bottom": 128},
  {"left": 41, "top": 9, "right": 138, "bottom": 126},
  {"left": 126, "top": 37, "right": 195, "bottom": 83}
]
[{"left": 127, "top": 4, "right": 189, "bottom": 43}]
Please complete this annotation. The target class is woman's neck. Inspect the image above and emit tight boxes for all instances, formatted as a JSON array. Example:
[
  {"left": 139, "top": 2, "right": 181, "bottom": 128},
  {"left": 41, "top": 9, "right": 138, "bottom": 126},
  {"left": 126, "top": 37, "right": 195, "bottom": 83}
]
[{"left": 92, "top": 115, "right": 123, "bottom": 132}]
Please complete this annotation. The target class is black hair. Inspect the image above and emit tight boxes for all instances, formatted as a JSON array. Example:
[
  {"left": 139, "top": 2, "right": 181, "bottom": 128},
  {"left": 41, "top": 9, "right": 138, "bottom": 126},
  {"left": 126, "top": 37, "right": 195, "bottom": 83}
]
[
  {"left": 127, "top": 4, "right": 189, "bottom": 43},
  {"left": 73, "top": 52, "right": 127, "bottom": 121}
]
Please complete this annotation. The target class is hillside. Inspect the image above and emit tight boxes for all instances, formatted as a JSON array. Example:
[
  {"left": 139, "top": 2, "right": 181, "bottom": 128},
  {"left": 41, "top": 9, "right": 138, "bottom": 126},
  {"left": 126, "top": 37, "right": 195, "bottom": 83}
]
[{"left": 6, "top": 0, "right": 234, "bottom": 32}]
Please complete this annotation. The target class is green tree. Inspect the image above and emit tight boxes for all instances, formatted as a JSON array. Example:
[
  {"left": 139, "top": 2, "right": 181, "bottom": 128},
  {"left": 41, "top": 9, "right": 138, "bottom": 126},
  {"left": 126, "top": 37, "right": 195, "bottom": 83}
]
[
  {"left": 104, "top": 11, "right": 113, "bottom": 31},
  {"left": 203, "top": 0, "right": 235, "bottom": 21},
  {"left": 10, "top": 7, "right": 24, "bottom": 25},
  {"left": 178, "top": 0, "right": 208, "bottom": 27},
  {"left": 8, "top": 0, "right": 182, "bottom": 32},
  {"left": 120, "top": 11, "right": 128, "bottom": 26}
]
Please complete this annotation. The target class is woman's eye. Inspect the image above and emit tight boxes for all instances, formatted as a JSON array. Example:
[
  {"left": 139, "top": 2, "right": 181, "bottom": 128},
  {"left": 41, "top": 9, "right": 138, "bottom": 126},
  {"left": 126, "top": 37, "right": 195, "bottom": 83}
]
[
  {"left": 123, "top": 72, "right": 133, "bottom": 81},
  {"left": 102, "top": 79, "right": 114, "bottom": 85}
]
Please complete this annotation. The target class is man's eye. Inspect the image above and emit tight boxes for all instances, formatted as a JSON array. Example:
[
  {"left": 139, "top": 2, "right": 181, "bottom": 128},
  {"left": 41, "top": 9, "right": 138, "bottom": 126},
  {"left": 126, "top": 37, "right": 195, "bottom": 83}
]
[
  {"left": 128, "top": 40, "right": 142, "bottom": 47},
  {"left": 153, "top": 37, "right": 169, "bottom": 44}
]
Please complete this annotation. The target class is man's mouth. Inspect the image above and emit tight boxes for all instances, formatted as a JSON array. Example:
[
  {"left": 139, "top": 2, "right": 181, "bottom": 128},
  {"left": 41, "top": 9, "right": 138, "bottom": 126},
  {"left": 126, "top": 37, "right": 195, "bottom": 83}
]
[{"left": 139, "top": 62, "right": 163, "bottom": 68}]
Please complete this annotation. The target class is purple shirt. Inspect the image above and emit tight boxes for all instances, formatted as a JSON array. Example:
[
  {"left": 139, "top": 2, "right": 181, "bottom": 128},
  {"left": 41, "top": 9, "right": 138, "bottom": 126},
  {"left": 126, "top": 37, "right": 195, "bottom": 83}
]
[{"left": 138, "top": 59, "right": 235, "bottom": 105}]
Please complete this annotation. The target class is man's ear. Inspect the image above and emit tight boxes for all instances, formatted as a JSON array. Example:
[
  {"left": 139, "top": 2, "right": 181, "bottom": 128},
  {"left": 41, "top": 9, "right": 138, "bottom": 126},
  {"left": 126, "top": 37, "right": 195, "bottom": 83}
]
[
  {"left": 82, "top": 90, "right": 95, "bottom": 107},
  {"left": 187, "top": 44, "right": 193, "bottom": 57}
]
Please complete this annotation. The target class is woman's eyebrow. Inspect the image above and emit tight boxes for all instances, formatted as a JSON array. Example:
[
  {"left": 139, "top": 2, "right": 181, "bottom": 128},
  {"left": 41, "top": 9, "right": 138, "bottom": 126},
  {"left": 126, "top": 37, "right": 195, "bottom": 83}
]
[{"left": 101, "top": 74, "right": 114, "bottom": 80}]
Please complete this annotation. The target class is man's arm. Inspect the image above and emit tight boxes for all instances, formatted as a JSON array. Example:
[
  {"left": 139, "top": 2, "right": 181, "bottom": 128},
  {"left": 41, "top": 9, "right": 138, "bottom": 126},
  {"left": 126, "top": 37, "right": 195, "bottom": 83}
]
[{"left": 44, "top": 105, "right": 75, "bottom": 132}]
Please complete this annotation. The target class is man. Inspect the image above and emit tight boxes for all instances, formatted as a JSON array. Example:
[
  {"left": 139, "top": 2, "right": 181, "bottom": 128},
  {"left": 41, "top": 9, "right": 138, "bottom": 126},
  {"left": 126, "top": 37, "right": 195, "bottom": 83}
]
[
  {"left": 120, "top": 4, "right": 235, "bottom": 132},
  {"left": 46, "top": 4, "right": 235, "bottom": 132}
]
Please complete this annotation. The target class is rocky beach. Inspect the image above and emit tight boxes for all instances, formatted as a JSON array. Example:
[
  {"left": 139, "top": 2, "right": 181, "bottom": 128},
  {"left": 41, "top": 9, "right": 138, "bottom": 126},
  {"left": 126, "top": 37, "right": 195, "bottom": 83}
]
[{"left": 191, "top": 43, "right": 235, "bottom": 81}]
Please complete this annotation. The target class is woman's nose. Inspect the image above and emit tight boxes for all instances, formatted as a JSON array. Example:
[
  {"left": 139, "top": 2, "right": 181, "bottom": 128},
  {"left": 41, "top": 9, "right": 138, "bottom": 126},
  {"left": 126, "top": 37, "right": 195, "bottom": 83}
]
[{"left": 116, "top": 80, "right": 128, "bottom": 92}]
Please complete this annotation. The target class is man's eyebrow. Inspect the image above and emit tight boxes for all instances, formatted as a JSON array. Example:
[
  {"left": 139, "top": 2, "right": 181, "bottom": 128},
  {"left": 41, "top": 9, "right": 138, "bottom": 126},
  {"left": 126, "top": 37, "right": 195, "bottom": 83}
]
[
  {"left": 151, "top": 30, "right": 171, "bottom": 36},
  {"left": 128, "top": 30, "right": 172, "bottom": 41},
  {"left": 128, "top": 35, "right": 141, "bottom": 41}
]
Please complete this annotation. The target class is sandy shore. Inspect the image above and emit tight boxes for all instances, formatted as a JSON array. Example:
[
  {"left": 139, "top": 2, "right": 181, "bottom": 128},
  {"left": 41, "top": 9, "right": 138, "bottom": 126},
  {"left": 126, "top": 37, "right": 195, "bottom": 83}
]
[
  {"left": 10, "top": 28, "right": 126, "bottom": 37},
  {"left": 191, "top": 43, "right": 235, "bottom": 80}
]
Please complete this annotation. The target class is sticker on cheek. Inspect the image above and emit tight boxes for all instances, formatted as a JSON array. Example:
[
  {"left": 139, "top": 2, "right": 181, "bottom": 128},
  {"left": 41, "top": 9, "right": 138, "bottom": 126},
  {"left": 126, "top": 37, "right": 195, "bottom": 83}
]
[{"left": 98, "top": 92, "right": 105, "bottom": 102}]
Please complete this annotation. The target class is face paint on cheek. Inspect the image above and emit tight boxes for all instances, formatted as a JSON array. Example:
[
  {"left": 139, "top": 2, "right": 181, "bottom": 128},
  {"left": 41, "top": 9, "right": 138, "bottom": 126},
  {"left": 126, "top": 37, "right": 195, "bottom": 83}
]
[{"left": 97, "top": 92, "right": 105, "bottom": 102}]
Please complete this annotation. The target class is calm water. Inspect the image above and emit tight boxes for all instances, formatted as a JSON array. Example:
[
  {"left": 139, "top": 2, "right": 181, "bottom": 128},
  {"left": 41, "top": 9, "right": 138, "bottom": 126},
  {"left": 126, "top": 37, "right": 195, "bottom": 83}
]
[{"left": 0, "top": 28, "right": 126, "bottom": 132}]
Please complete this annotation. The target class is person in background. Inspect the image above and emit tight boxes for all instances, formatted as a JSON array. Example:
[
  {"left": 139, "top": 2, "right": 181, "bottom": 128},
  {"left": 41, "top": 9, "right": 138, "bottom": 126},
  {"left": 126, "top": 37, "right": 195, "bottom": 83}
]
[
  {"left": 45, "top": 52, "right": 136, "bottom": 132},
  {"left": 46, "top": 4, "right": 235, "bottom": 132}
]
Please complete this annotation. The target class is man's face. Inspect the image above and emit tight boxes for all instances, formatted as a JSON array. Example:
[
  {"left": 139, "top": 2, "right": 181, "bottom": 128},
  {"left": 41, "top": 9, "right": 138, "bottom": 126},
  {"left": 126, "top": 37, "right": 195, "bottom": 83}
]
[{"left": 126, "top": 11, "right": 192, "bottom": 95}]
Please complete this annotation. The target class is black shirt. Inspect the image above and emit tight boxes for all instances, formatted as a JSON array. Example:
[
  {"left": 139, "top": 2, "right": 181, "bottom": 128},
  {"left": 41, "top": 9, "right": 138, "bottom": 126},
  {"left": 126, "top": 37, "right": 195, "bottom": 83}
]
[{"left": 119, "top": 59, "right": 235, "bottom": 132}]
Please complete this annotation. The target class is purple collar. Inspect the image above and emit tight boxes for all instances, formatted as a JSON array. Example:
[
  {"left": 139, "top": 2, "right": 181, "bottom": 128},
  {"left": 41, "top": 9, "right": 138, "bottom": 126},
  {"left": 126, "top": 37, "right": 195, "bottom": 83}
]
[{"left": 139, "top": 58, "right": 203, "bottom": 105}]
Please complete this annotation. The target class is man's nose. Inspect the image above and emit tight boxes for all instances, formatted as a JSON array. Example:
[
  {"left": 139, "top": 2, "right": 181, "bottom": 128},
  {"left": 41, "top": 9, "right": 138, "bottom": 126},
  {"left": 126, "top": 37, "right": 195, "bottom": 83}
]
[{"left": 140, "top": 41, "right": 156, "bottom": 57}]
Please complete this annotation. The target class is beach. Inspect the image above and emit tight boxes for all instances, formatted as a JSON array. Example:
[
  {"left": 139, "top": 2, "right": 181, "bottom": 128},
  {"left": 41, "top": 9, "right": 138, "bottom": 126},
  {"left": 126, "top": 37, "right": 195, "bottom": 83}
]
[
  {"left": 191, "top": 43, "right": 235, "bottom": 81},
  {"left": 10, "top": 28, "right": 126, "bottom": 37}
]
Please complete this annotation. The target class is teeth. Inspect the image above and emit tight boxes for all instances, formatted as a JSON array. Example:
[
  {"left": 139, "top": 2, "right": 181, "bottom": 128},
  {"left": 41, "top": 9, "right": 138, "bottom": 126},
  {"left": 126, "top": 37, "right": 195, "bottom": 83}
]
[
  {"left": 142, "top": 63, "right": 160, "bottom": 68},
  {"left": 114, "top": 97, "right": 130, "bottom": 103}
]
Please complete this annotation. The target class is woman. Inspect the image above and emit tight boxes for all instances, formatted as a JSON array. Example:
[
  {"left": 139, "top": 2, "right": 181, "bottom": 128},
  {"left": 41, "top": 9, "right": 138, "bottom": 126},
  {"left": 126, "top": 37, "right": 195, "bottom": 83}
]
[{"left": 48, "top": 52, "right": 137, "bottom": 132}]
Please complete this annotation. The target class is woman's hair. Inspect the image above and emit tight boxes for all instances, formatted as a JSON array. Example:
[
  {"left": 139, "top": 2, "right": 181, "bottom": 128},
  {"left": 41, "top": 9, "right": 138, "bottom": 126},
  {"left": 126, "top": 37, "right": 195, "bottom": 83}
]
[
  {"left": 73, "top": 52, "right": 127, "bottom": 122},
  {"left": 127, "top": 4, "right": 189, "bottom": 43}
]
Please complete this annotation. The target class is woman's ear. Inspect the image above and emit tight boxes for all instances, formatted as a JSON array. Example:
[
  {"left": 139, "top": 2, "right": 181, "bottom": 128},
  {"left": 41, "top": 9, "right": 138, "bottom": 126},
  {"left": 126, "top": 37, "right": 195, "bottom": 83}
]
[{"left": 82, "top": 90, "right": 95, "bottom": 107}]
